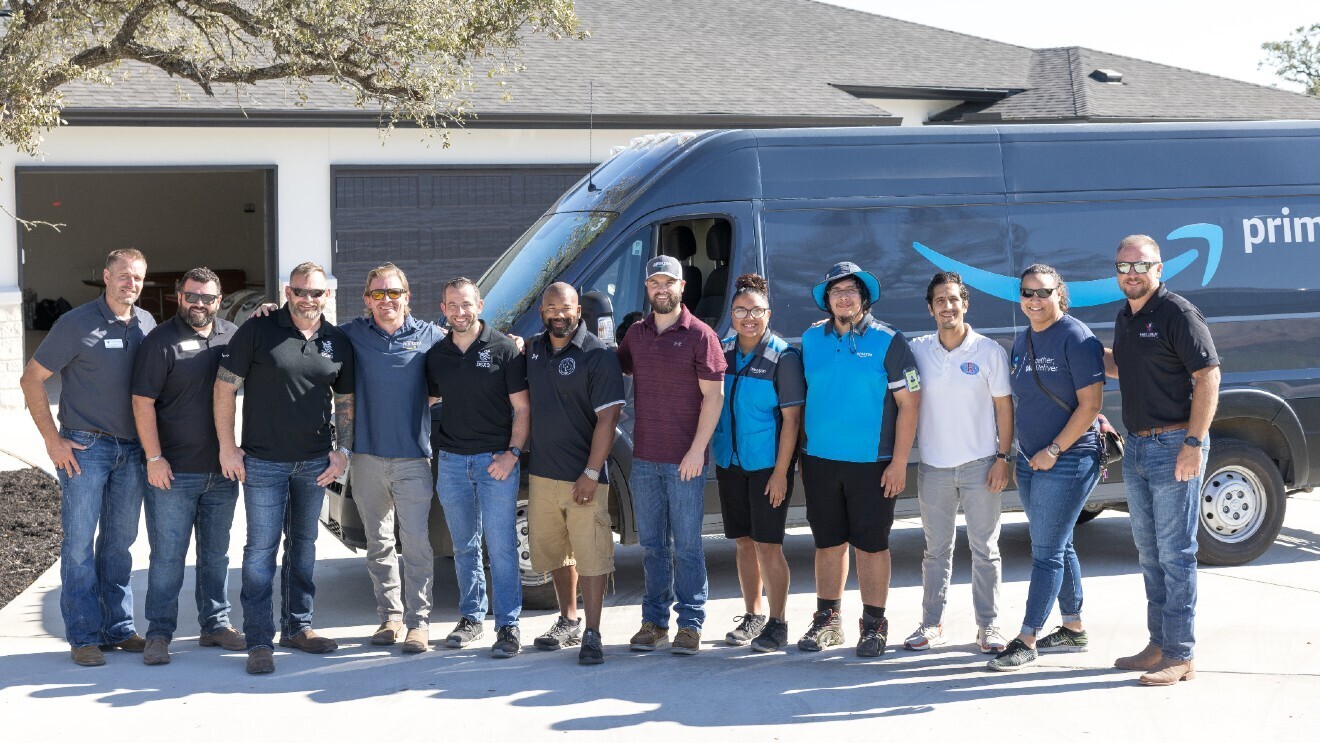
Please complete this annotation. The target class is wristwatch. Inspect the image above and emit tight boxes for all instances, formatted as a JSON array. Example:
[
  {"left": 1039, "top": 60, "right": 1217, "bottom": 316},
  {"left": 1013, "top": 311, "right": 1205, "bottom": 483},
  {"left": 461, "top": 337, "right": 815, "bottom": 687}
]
[
  {"left": 995, "top": 451, "right": 1012, "bottom": 462},
  {"left": 583, "top": 467, "right": 601, "bottom": 482},
  {"left": 1046, "top": 443, "right": 1062, "bottom": 458},
  {"left": 1183, "top": 435, "right": 1202, "bottom": 448},
  {"left": 507, "top": 445, "right": 523, "bottom": 459},
  {"left": 336, "top": 446, "right": 352, "bottom": 462}
]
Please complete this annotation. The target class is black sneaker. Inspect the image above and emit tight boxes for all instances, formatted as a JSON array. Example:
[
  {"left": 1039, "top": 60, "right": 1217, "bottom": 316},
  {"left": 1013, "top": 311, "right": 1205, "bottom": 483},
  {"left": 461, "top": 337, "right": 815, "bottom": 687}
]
[
  {"left": 797, "top": 609, "right": 844, "bottom": 652},
  {"left": 986, "top": 637, "right": 1038, "bottom": 671},
  {"left": 578, "top": 628, "right": 604, "bottom": 665},
  {"left": 534, "top": 616, "right": 583, "bottom": 651},
  {"left": 490, "top": 625, "right": 521, "bottom": 659},
  {"left": 1036, "top": 625, "right": 1089, "bottom": 653},
  {"left": 445, "top": 617, "right": 484, "bottom": 649},
  {"left": 725, "top": 613, "right": 768, "bottom": 646},
  {"left": 856, "top": 615, "right": 889, "bottom": 658},
  {"left": 750, "top": 618, "right": 789, "bottom": 653}
]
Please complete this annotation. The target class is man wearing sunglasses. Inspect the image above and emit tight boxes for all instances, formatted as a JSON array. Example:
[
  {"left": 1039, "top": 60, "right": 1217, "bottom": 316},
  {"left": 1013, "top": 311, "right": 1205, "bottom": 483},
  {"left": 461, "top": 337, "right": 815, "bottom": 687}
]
[
  {"left": 1105, "top": 235, "right": 1220, "bottom": 687},
  {"left": 339, "top": 264, "right": 446, "bottom": 654},
  {"left": 131, "top": 268, "right": 244, "bottom": 665},
  {"left": 215, "top": 261, "right": 355, "bottom": 674}
]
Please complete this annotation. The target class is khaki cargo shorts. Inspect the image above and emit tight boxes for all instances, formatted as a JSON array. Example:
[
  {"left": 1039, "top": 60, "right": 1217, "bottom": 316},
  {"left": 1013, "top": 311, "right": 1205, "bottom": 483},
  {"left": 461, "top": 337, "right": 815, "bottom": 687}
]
[{"left": 528, "top": 475, "right": 614, "bottom": 577}]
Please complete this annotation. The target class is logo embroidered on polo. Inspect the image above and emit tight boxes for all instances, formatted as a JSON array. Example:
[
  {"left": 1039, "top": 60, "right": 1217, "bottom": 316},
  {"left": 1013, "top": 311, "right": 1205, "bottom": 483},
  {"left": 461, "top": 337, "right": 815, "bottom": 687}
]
[
  {"left": 1139, "top": 322, "right": 1159, "bottom": 339},
  {"left": 558, "top": 358, "right": 577, "bottom": 376},
  {"left": 477, "top": 349, "right": 493, "bottom": 368},
  {"left": 320, "top": 340, "right": 334, "bottom": 358},
  {"left": 961, "top": 362, "right": 980, "bottom": 375}
]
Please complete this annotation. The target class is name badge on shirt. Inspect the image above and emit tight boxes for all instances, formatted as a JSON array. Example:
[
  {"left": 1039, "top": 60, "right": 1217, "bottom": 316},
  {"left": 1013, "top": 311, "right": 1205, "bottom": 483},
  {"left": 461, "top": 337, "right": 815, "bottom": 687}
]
[
  {"left": 104, "top": 339, "right": 124, "bottom": 349},
  {"left": 178, "top": 340, "right": 201, "bottom": 351}
]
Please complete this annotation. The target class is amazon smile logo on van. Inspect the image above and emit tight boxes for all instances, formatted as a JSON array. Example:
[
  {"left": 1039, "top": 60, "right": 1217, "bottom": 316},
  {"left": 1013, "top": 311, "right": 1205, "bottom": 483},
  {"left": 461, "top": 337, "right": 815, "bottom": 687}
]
[{"left": 911, "top": 223, "right": 1223, "bottom": 308}]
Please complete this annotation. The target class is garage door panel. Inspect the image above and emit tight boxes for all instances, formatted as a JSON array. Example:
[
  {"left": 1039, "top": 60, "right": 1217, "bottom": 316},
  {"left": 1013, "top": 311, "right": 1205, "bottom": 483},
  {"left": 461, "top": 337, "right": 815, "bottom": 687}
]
[{"left": 335, "top": 175, "right": 420, "bottom": 209}]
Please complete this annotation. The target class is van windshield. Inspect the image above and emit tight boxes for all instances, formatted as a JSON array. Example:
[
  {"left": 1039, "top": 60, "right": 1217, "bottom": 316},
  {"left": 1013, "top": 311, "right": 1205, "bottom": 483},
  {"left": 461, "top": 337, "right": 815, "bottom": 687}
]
[{"left": 476, "top": 211, "right": 617, "bottom": 331}]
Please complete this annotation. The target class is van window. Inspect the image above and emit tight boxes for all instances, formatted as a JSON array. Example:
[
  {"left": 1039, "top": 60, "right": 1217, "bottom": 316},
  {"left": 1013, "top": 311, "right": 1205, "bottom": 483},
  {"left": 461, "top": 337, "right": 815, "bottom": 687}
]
[
  {"left": 658, "top": 217, "right": 734, "bottom": 328},
  {"left": 581, "top": 224, "right": 650, "bottom": 333}
]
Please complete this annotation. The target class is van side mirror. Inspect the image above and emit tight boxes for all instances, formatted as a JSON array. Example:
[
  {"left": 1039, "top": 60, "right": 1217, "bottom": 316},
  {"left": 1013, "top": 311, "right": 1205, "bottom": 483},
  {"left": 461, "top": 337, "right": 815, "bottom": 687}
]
[{"left": 581, "top": 290, "right": 615, "bottom": 348}]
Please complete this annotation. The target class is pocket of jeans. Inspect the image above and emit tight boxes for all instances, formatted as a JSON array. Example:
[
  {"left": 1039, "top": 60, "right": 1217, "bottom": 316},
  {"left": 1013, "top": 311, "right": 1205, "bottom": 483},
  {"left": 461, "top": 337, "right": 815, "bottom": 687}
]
[{"left": 61, "top": 429, "right": 99, "bottom": 448}]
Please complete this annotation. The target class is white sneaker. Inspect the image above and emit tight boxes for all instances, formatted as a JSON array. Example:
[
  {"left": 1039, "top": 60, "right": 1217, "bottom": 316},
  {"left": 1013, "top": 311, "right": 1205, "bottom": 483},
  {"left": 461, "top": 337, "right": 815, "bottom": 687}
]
[
  {"left": 978, "top": 625, "right": 1008, "bottom": 654},
  {"left": 902, "top": 624, "right": 946, "bottom": 651}
]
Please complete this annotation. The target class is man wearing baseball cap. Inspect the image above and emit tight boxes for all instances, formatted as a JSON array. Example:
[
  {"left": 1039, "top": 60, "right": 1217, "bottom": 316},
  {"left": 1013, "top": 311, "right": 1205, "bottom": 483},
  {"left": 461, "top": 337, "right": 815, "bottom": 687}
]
[
  {"left": 617, "top": 254, "right": 726, "bottom": 655},
  {"left": 797, "top": 261, "right": 921, "bottom": 658}
]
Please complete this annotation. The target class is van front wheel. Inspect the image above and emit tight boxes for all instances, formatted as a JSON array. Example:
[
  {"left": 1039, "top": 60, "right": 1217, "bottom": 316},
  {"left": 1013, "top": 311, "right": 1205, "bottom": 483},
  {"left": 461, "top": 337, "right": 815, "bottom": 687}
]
[
  {"left": 1196, "top": 439, "right": 1286, "bottom": 566},
  {"left": 516, "top": 501, "right": 559, "bottom": 610}
]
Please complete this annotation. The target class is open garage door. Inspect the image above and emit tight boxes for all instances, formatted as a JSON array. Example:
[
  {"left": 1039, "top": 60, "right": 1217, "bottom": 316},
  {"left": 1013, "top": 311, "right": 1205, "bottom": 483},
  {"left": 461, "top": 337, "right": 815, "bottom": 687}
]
[{"left": 331, "top": 165, "right": 591, "bottom": 323}]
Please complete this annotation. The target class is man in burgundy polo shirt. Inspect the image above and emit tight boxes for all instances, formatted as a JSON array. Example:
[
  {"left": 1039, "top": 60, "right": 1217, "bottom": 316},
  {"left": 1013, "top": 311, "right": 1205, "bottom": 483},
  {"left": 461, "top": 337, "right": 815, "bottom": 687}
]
[{"left": 617, "top": 254, "right": 726, "bottom": 655}]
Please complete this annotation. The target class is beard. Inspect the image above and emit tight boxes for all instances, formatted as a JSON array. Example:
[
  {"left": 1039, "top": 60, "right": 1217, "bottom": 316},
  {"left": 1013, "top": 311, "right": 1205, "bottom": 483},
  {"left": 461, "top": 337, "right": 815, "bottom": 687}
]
[
  {"left": 181, "top": 305, "right": 216, "bottom": 329},
  {"left": 1122, "top": 281, "right": 1154, "bottom": 300},
  {"left": 545, "top": 317, "right": 577, "bottom": 339},
  {"left": 290, "top": 302, "right": 323, "bottom": 322},
  {"left": 651, "top": 293, "right": 680, "bottom": 314}
]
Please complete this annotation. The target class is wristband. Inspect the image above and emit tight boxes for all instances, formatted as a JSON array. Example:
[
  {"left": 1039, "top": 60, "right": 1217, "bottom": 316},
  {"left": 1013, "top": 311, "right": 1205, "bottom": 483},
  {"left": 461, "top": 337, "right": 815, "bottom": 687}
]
[{"left": 146, "top": 454, "right": 163, "bottom": 463}]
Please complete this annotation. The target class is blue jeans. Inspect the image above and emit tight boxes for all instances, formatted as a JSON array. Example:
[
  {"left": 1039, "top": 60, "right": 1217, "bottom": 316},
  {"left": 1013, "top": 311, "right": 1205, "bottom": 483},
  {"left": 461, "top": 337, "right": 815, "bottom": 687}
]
[
  {"left": 631, "top": 459, "right": 709, "bottom": 630},
  {"left": 57, "top": 429, "right": 145, "bottom": 647},
  {"left": 435, "top": 451, "right": 521, "bottom": 628},
  {"left": 144, "top": 473, "right": 239, "bottom": 641},
  {"left": 1124, "top": 431, "right": 1208, "bottom": 661},
  {"left": 240, "top": 455, "right": 327, "bottom": 649},
  {"left": 1015, "top": 447, "right": 1100, "bottom": 635}
]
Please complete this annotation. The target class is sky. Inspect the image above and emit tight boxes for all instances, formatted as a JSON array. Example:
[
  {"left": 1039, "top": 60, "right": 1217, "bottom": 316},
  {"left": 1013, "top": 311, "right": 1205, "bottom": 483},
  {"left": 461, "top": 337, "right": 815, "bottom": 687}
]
[{"left": 817, "top": 0, "right": 1315, "bottom": 92}]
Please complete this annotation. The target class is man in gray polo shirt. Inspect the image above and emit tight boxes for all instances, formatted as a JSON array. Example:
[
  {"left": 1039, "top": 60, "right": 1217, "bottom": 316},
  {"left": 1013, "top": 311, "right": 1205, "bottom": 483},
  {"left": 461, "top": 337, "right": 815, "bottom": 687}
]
[{"left": 20, "top": 248, "right": 156, "bottom": 667}]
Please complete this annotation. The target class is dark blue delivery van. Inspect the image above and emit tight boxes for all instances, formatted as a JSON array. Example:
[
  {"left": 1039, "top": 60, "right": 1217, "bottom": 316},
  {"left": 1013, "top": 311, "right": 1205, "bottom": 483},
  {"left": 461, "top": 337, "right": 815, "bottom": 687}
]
[{"left": 323, "top": 121, "right": 1320, "bottom": 592}]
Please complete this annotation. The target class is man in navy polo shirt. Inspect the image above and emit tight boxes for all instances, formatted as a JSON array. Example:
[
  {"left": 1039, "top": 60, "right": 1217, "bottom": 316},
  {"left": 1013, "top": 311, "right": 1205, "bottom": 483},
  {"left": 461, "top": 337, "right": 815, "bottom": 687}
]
[
  {"left": 132, "top": 267, "right": 244, "bottom": 665},
  {"left": 341, "top": 263, "right": 446, "bottom": 654},
  {"left": 798, "top": 261, "right": 921, "bottom": 658},
  {"left": 617, "top": 254, "right": 726, "bottom": 655},
  {"left": 525, "top": 283, "right": 625, "bottom": 665},
  {"left": 21, "top": 248, "right": 155, "bottom": 667},
  {"left": 426, "top": 277, "right": 530, "bottom": 659},
  {"left": 215, "top": 261, "right": 355, "bottom": 675}
]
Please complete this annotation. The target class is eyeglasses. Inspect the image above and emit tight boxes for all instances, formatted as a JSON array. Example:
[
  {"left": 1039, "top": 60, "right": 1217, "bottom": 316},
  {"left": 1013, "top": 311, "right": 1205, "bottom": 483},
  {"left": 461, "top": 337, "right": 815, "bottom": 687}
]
[
  {"left": 731, "top": 307, "right": 768, "bottom": 319},
  {"left": 366, "top": 288, "right": 405, "bottom": 301},
  {"left": 290, "top": 288, "right": 327, "bottom": 299},
  {"left": 827, "top": 287, "right": 860, "bottom": 298},
  {"left": 1115, "top": 261, "right": 1160, "bottom": 275},
  {"left": 181, "top": 291, "right": 219, "bottom": 304},
  {"left": 1020, "top": 287, "right": 1057, "bottom": 299}
]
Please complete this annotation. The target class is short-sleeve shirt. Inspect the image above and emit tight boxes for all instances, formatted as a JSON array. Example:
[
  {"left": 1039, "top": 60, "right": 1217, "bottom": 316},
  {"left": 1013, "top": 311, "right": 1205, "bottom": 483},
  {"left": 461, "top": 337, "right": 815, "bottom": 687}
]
[
  {"left": 1113, "top": 283, "right": 1220, "bottom": 432},
  {"left": 801, "top": 313, "right": 920, "bottom": 463},
  {"left": 34, "top": 295, "right": 156, "bottom": 440},
  {"left": 341, "top": 314, "right": 446, "bottom": 459},
  {"left": 616, "top": 305, "right": 726, "bottom": 465},
  {"left": 526, "top": 322, "right": 626, "bottom": 484},
  {"left": 912, "top": 328, "right": 1012, "bottom": 468},
  {"left": 1009, "top": 313, "right": 1105, "bottom": 457},
  {"left": 220, "top": 306, "right": 355, "bottom": 462},
  {"left": 132, "top": 314, "right": 238, "bottom": 473},
  {"left": 712, "top": 331, "right": 806, "bottom": 472},
  {"left": 426, "top": 320, "right": 528, "bottom": 455}
]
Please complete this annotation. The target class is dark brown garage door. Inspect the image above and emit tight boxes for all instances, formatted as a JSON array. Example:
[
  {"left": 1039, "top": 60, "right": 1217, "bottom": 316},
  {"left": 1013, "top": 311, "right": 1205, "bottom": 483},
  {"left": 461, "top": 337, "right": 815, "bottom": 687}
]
[{"left": 331, "top": 165, "right": 591, "bottom": 323}]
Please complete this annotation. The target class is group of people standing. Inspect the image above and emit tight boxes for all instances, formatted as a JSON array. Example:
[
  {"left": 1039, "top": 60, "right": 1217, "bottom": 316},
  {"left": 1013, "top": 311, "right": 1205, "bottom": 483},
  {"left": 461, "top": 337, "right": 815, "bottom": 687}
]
[{"left": 20, "top": 231, "right": 1217, "bottom": 687}]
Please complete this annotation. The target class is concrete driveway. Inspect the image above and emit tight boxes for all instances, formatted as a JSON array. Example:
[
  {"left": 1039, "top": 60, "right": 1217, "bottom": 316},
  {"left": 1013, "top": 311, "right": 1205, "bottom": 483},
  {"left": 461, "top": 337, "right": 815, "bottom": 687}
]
[{"left": 0, "top": 408, "right": 1317, "bottom": 741}]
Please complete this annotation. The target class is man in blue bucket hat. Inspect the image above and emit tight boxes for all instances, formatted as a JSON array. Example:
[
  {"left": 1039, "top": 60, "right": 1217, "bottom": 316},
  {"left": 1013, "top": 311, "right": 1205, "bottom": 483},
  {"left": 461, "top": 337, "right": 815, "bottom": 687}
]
[{"left": 797, "top": 261, "right": 921, "bottom": 658}]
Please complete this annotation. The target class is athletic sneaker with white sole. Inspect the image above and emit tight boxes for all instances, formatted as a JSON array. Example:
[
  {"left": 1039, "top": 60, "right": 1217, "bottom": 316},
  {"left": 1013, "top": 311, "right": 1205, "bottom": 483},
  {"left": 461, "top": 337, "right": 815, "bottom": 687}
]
[
  {"left": 902, "top": 624, "right": 946, "bottom": 651},
  {"left": 977, "top": 625, "right": 1008, "bottom": 654}
]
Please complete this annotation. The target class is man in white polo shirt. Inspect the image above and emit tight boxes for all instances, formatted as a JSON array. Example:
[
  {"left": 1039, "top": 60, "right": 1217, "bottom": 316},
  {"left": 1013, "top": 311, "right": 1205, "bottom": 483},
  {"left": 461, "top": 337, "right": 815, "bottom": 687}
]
[{"left": 904, "top": 271, "right": 1014, "bottom": 654}]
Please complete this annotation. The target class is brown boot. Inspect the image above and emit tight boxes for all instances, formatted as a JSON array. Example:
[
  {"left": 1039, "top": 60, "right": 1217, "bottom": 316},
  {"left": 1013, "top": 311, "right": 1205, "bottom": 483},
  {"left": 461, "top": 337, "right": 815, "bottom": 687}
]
[
  {"left": 279, "top": 628, "right": 338, "bottom": 654},
  {"left": 99, "top": 634, "right": 147, "bottom": 652},
  {"left": 371, "top": 620, "right": 404, "bottom": 646},
  {"left": 1140, "top": 657, "right": 1196, "bottom": 686},
  {"left": 246, "top": 647, "right": 275, "bottom": 675},
  {"left": 1114, "top": 643, "right": 1163, "bottom": 671},
  {"left": 199, "top": 627, "right": 247, "bottom": 651},
  {"left": 70, "top": 645, "right": 106, "bottom": 667},
  {"left": 143, "top": 638, "right": 171, "bottom": 666},
  {"left": 401, "top": 627, "right": 430, "bottom": 654}
]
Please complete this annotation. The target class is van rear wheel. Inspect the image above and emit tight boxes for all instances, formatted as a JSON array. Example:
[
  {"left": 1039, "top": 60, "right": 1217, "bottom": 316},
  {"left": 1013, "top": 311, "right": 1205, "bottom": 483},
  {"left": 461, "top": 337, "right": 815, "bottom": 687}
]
[
  {"left": 517, "top": 501, "right": 558, "bottom": 610},
  {"left": 1196, "top": 439, "right": 1286, "bottom": 566}
]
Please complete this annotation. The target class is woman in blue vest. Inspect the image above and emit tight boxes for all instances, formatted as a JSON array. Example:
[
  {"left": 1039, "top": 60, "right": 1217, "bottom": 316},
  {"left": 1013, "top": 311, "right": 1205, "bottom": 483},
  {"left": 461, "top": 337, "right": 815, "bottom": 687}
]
[
  {"left": 712, "top": 273, "right": 806, "bottom": 653},
  {"left": 989, "top": 264, "right": 1105, "bottom": 671}
]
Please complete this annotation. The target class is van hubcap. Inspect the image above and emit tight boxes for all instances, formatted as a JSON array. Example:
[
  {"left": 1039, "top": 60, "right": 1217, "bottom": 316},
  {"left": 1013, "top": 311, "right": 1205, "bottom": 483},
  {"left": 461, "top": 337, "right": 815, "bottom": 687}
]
[{"left": 1200, "top": 466, "right": 1266, "bottom": 543}]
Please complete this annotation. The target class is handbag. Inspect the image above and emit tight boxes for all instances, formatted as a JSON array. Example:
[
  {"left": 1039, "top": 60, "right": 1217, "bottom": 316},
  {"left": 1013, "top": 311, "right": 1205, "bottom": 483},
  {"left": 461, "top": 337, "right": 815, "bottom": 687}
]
[{"left": 1026, "top": 330, "right": 1124, "bottom": 478}]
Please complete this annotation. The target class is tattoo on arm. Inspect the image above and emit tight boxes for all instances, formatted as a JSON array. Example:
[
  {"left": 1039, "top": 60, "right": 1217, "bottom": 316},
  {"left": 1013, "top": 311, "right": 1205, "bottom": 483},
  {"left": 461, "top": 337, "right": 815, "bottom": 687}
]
[
  {"left": 216, "top": 368, "right": 244, "bottom": 388},
  {"left": 334, "top": 394, "right": 355, "bottom": 451}
]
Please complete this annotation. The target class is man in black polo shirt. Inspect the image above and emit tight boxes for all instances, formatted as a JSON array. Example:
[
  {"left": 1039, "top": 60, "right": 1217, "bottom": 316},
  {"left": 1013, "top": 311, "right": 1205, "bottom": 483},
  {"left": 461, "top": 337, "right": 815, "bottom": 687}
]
[
  {"left": 215, "top": 261, "right": 355, "bottom": 675},
  {"left": 1104, "top": 234, "right": 1220, "bottom": 687},
  {"left": 20, "top": 248, "right": 155, "bottom": 667},
  {"left": 426, "top": 277, "right": 530, "bottom": 659},
  {"left": 525, "top": 283, "right": 625, "bottom": 665},
  {"left": 132, "top": 267, "right": 245, "bottom": 665}
]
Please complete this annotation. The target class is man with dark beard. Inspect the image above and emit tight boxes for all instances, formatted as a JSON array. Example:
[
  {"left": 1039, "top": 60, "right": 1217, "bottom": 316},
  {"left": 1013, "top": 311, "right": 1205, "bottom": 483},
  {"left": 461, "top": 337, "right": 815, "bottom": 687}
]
[
  {"left": 524, "top": 283, "right": 624, "bottom": 664},
  {"left": 131, "top": 268, "right": 244, "bottom": 666}
]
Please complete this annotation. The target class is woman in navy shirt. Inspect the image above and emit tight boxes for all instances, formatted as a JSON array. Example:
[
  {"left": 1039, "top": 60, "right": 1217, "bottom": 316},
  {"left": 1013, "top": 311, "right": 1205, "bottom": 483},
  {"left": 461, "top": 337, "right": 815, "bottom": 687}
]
[
  {"left": 712, "top": 274, "right": 805, "bottom": 653},
  {"left": 989, "top": 264, "right": 1105, "bottom": 671}
]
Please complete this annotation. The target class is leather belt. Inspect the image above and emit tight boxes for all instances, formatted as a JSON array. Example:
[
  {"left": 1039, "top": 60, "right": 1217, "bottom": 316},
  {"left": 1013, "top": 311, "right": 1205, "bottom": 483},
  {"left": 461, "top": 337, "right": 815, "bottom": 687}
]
[{"left": 1131, "top": 421, "right": 1189, "bottom": 438}]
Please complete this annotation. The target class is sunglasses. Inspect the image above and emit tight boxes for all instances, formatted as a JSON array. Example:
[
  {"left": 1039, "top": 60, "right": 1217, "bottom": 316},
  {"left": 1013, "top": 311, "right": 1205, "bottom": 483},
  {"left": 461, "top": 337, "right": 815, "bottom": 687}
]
[
  {"left": 1115, "top": 261, "right": 1160, "bottom": 275},
  {"left": 731, "top": 307, "right": 768, "bottom": 319},
  {"left": 181, "top": 291, "right": 219, "bottom": 304},
  {"left": 290, "top": 288, "right": 327, "bottom": 299},
  {"left": 1020, "top": 287, "right": 1057, "bottom": 299},
  {"left": 366, "top": 288, "right": 406, "bottom": 301}
]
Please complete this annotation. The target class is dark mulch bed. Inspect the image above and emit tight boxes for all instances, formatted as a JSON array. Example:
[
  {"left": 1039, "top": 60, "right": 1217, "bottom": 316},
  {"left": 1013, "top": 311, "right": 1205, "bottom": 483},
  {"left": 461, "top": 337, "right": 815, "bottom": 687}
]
[{"left": 0, "top": 468, "right": 62, "bottom": 610}]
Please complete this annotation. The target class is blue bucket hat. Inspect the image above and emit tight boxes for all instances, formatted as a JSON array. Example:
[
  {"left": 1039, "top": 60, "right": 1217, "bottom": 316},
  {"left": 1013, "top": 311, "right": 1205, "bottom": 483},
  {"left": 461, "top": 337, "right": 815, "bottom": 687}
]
[{"left": 812, "top": 261, "right": 881, "bottom": 312}]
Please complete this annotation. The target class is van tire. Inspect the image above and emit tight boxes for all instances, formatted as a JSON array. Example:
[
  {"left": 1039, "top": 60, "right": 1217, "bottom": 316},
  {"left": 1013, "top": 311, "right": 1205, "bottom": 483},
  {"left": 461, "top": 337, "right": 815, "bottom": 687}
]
[
  {"left": 516, "top": 501, "right": 558, "bottom": 610},
  {"left": 1196, "top": 439, "right": 1286, "bottom": 566}
]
